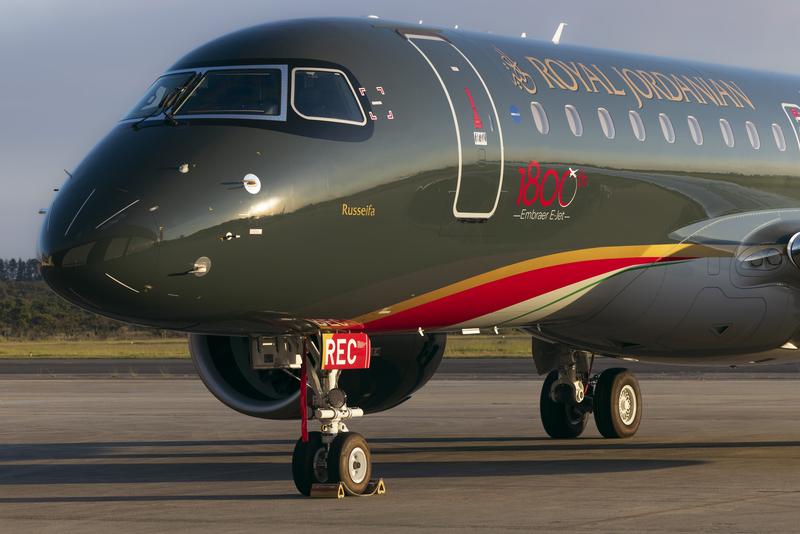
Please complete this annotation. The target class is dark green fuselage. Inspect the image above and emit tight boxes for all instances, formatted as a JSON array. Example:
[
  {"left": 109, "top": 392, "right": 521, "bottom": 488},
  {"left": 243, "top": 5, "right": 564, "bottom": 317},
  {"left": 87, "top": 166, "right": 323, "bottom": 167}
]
[{"left": 39, "top": 18, "right": 800, "bottom": 363}]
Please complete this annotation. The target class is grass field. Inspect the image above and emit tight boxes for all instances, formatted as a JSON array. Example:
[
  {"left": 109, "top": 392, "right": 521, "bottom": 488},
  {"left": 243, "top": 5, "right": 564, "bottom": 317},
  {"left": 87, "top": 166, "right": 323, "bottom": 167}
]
[
  {"left": 0, "top": 339, "right": 190, "bottom": 358},
  {"left": 0, "top": 335, "right": 530, "bottom": 359},
  {"left": 443, "top": 335, "right": 529, "bottom": 357}
]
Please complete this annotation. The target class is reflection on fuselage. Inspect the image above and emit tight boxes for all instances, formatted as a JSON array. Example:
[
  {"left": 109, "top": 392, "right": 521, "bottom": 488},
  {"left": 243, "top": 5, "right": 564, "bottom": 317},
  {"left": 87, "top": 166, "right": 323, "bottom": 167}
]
[{"left": 38, "top": 17, "right": 800, "bottom": 364}]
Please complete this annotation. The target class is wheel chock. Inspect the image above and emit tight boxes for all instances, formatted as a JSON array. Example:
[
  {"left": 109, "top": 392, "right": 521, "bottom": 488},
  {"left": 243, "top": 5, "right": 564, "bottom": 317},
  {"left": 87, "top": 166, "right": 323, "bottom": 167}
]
[
  {"left": 309, "top": 479, "right": 386, "bottom": 498},
  {"left": 342, "top": 478, "right": 388, "bottom": 497},
  {"left": 360, "top": 478, "right": 387, "bottom": 496},
  {"left": 310, "top": 483, "right": 345, "bottom": 499}
]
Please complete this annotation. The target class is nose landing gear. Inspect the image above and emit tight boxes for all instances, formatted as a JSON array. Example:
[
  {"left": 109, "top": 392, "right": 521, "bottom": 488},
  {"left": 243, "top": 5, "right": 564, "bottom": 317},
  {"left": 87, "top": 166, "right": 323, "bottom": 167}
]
[{"left": 290, "top": 338, "right": 385, "bottom": 497}]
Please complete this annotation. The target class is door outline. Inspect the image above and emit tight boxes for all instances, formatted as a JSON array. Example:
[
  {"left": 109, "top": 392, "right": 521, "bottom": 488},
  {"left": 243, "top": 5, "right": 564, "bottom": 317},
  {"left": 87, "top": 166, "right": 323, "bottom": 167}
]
[{"left": 406, "top": 34, "right": 505, "bottom": 220}]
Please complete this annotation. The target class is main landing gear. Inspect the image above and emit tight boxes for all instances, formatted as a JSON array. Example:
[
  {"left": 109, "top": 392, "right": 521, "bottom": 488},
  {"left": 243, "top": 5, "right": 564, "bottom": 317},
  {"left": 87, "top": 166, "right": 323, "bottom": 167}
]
[
  {"left": 535, "top": 342, "right": 642, "bottom": 439},
  {"left": 291, "top": 338, "right": 385, "bottom": 498}
]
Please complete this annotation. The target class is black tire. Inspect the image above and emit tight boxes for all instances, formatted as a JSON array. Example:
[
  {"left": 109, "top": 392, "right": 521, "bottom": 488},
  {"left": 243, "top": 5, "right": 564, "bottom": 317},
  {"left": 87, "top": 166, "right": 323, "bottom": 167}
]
[
  {"left": 593, "top": 368, "right": 642, "bottom": 439},
  {"left": 291, "top": 431, "right": 329, "bottom": 496},
  {"left": 539, "top": 370, "right": 588, "bottom": 439},
  {"left": 329, "top": 432, "right": 372, "bottom": 495}
]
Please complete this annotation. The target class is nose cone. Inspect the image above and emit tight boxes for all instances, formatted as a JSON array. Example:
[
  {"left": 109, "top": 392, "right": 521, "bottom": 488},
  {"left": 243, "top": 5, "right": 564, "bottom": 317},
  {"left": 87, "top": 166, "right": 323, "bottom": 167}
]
[{"left": 39, "top": 179, "right": 161, "bottom": 322}]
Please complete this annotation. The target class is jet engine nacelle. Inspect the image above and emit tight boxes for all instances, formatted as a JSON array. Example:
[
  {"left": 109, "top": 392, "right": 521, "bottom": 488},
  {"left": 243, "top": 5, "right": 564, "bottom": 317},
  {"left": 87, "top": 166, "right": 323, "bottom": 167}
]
[{"left": 189, "top": 333, "right": 445, "bottom": 420}]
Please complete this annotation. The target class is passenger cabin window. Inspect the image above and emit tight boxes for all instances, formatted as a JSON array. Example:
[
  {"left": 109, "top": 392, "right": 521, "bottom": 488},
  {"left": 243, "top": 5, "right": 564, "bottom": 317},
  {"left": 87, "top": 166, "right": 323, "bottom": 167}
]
[
  {"left": 597, "top": 108, "right": 615, "bottom": 139},
  {"left": 772, "top": 123, "right": 787, "bottom": 152},
  {"left": 745, "top": 121, "right": 761, "bottom": 150},
  {"left": 124, "top": 72, "right": 196, "bottom": 120},
  {"left": 292, "top": 68, "right": 366, "bottom": 125},
  {"left": 565, "top": 105, "right": 583, "bottom": 137},
  {"left": 178, "top": 69, "right": 284, "bottom": 117},
  {"left": 530, "top": 102, "right": 550, "bottom": 134},
  {"left": 629, "top": 110, "right": 645, "bottom": 142},
  {"left": 659, "top": 113, "right": 675, "bottom": 144},
  {"left": 719, "top": 119, "right": 735, "bottom": 148},
  {"left": 688, "top": 116, "right": 703, "bottom": 146}
]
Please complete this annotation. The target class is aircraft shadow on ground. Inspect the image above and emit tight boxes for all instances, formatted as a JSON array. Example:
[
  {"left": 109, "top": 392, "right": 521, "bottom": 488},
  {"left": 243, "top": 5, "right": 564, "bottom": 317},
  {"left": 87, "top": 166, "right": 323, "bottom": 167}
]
[
  {"left": 2, "top": 435, "right": 798, "bottom": 503},
  {"left": 1, "top": 436, "right": 798, "bottom": 463},
  {"left": 0, "top": 457, "right": 703, "bottom": 504},
  {"left": 0, "top": 457, "right": 703, "bottom": 486}
]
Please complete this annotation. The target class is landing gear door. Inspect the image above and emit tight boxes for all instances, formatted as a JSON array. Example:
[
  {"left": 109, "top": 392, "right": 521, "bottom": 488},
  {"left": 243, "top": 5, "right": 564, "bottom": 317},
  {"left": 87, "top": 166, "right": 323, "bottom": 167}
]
[{"left": 406, "top": 35, "right": 505, "bottom": 220}]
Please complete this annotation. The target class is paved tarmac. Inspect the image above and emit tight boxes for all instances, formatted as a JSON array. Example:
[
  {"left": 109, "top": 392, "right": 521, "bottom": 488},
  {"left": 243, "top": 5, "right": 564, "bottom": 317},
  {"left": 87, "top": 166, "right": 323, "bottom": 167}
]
[{"left": 1, "top": 373, "right": 799, "bottom": 533}]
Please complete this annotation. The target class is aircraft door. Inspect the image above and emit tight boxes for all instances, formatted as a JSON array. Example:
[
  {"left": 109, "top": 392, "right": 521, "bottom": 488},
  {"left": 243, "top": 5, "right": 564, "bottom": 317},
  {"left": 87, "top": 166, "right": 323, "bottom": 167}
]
[{"left": 407, "top": 35, "right": 505, "bottom": 220}]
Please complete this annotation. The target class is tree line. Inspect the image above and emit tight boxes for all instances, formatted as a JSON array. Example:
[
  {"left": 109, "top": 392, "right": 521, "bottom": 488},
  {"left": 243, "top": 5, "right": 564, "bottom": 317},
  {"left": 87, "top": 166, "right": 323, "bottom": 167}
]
[
  {"left": 0, "top": 259, "right": 42, "bottom": 282},
  {"left": 0, "top": 258, "right": 170, "bottom": 339}
]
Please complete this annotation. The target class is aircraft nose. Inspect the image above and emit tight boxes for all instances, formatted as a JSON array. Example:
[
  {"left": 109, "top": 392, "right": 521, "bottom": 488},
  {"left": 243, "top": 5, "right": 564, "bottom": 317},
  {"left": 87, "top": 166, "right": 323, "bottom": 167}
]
[{"left": 39, "top": 182, "right": 160, "bottom": 319}]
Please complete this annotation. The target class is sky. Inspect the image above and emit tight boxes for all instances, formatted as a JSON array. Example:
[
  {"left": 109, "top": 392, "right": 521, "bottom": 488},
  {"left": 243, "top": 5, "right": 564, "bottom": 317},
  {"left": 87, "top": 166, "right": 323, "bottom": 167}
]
[{"left": 1, "top": 0, "right": 797, "bottom": 258}]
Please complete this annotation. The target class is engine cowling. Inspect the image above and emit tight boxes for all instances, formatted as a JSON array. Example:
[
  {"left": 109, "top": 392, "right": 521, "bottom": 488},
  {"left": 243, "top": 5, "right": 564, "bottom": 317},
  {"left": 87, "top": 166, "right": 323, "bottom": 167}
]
[{"left": 189, "top": 333, "right": 445, "bottom": 420}]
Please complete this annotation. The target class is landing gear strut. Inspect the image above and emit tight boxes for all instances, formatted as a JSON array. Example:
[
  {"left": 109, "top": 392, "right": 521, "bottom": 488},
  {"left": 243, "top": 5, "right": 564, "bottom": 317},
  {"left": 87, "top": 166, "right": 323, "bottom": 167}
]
[{"left": 291, "top": 337, "right": 383, "bottom": 497}]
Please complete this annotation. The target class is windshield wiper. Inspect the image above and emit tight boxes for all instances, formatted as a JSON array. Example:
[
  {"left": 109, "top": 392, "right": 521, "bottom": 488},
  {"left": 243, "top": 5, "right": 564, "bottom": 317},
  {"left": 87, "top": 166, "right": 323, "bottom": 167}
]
[
  {"left": 161, "top": 90, "right": 181, "bottom": 126},
  {"left": 132, "top": 89, "right": 178, "bottom": 130},
  {"left": 132, "top": 73, "right": 200, "bottom": 130}
]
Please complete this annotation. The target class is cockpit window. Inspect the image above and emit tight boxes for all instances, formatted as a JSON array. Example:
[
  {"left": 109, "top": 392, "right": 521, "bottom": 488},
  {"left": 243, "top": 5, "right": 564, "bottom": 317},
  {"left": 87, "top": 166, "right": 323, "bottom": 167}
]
[
  {"left": 291, "top": 68, "right": 366, "bottom": 125},
  {"left": 124, "top": 72, "right": 196, "bottom": 120},
  {"left": 177, "top": 69, "right": 283, "bottom": 116}
]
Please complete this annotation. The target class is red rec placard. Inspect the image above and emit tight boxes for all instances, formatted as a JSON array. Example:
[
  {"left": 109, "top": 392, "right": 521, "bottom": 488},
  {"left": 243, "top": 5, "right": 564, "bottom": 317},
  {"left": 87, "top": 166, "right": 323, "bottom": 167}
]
[{"left": 321, "top": 333, "right": 372, "bottom": 370}]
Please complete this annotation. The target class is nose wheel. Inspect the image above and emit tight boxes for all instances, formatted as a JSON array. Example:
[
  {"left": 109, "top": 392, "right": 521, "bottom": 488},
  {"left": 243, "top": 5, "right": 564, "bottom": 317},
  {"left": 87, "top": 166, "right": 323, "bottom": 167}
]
[
  {"left": 330, "top": 432, "right": 372, "bottom": 495},
  {"left": 291, "top": 431, "right": 329, "bottom": 496},
  {"left": 291, "top": 431, "right": 374, "bottom": 496}
]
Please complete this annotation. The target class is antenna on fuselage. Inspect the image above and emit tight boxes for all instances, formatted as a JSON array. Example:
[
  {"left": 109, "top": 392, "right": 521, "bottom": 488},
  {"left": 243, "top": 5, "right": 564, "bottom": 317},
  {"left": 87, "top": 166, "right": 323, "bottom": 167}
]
[{"left": 551, "top": 22, "right": 567, "bottom": 44}]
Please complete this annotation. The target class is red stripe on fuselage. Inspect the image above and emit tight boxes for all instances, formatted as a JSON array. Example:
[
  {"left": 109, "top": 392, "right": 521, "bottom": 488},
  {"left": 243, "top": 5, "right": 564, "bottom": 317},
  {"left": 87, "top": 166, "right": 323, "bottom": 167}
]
[{"left": 363, "top": 257, "right": 668, "bottom": 331}]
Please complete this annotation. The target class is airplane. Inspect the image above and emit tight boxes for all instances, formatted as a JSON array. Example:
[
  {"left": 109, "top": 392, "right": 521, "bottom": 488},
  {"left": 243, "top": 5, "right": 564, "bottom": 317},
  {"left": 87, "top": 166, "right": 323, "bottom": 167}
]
[{"left": 37, "top": 16, "right": 800, "bottom": 496}]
